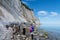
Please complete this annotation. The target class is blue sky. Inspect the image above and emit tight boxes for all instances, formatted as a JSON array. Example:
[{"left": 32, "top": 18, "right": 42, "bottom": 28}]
[{"left": 22, "top": 0, "right": 60, "bottom": 26}]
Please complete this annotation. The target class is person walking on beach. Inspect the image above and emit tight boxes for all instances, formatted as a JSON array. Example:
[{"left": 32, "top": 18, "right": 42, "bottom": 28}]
[
  {"left": 29, "top": 24, "right": 34, "bottom": 40},
  {"left": 31, "top": 32, "right": 34, "bottom": 40},
  {"left": 23, "top": 27, "right": 26, "bottom": 35},
  {"left": 21, "top": 23, "right": 28, "bottom": 40}
]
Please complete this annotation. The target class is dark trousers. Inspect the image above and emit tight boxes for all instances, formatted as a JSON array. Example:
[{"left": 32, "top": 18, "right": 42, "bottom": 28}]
[{"left": 31, "top": 34, "right": 33, "bottom": 40}]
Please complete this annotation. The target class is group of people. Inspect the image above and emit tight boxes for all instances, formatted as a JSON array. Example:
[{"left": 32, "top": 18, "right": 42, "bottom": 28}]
[{"left": 4, "top": 22, "right": 35, "bottom": 40}]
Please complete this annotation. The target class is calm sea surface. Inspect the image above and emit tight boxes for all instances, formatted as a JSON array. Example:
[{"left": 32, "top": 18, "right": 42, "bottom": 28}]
[
  {"left": 38, "top": 26, "right": 60, "bottom": 38},
  {"left": 40, "top": 26, "right": 60, "bottom": 33}
]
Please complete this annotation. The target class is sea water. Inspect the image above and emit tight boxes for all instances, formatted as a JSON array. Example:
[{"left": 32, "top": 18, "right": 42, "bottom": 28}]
[
  {"left": 40, "top": 26, "right": 60, "bottom": 33},
  {"left": 38, "top": 26, "right": 60, "bottom": 39}
]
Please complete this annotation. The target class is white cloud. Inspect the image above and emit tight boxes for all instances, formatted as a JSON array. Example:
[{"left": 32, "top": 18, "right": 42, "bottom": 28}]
[
  {"left": 38, "top": 11, "right": 58, "bottom": 17},
  {"left": 38, "top": 11, "right": 59, "bottom": 26},
  {"left": 50, "top": 12, "right": 58, "bottom": 16},
  {"left": 38, "top": 11, "right": 48, "bottom": 16}
]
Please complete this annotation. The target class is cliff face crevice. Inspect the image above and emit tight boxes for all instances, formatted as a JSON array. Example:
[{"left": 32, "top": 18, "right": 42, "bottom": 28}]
[{"left": 0, "top": 0, "right": 40, "bottom": 26}]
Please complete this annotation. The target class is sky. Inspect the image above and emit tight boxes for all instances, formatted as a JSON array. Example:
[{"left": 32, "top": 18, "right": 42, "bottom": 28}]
[{"left": 22, "top": 0, "right": 60, "bottom": 26}]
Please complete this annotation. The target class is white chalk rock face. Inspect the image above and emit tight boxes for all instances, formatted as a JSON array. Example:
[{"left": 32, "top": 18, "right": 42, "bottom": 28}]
[
  {"left": 0, "top": 6, "right": 16, "bottom": 23},
  {"left": 0, "top": 22, "right": 13, "bottom": 40},
  {"left": 0, "top": 22, "right": 7, "bottom": 40}
]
